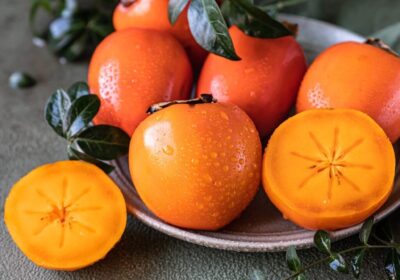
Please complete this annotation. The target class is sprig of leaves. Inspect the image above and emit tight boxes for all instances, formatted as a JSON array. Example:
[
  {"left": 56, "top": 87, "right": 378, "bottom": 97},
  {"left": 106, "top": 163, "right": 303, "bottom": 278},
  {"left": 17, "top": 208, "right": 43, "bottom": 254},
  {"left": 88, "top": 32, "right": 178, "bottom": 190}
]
[
  {"left": 284, "top": 218, "right": 400, "bottom": 280},
  {"left": 45, "top": 81, "right": 130, "bottom": 173},
  {"left": 168, "top": 0, "right": 296, "bottom": 61},
  {"left": 30, "top": 0, "right": 117, "bottom": 62}
]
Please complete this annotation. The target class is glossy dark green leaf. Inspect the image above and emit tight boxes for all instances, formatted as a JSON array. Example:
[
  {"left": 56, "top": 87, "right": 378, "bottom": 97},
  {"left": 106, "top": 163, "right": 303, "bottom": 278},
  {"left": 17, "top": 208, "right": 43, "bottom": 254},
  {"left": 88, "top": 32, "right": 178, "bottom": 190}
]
[
  {"left": 375, "top": 218, "right": 394, "bottom": 243},
  {"left": 313, "top": 230, "right": 331, "bottom": 254},
  {"left": 359, "top": 217, "right": 374, "bottom": 245},
  {"left": 328, "top": 253, "right": 349, "bottom": 274},
  {"left": 67, "top": 145, "right": 114, "bottom": 174},
  {"left": 67, "top": 81, "right": 90, "bottom": 101},
  {"left": 87, "top": 14, "right": 114, "bottom": 38},
  {"left": 188, "top": 0, "right": 240, "bottom": 60},
  {"left": 47, "top": 16, "right": 85, "bottom": 54},
  {"left": 61, "top": 32, "right": 89, "bottom": 61},
  {"left": 168, "top": 0, "right": 190, "bottom": 25},
  {"left": 45, "top": 88, "right": 71, "bottom": 137},
  {"left": 74, "top": 125, "right": 130, "bottom": 160},
  {"left": 350, "top": 248, "right": 366, "bottom": 278},
  {"left": 286, "top": 246, "right": 303, "bottom": 272},
  {"left": 385, "top": 249, "right": 400, "bottom": 280},
  {"left": 221, "top": 0, "right": 291, "bottom": 38},
  {"left": 9, "top": 72, "right": 37, "bottom": 89},
  {"left": 66, "top": 95, "right": 100, "bottom": 137}
]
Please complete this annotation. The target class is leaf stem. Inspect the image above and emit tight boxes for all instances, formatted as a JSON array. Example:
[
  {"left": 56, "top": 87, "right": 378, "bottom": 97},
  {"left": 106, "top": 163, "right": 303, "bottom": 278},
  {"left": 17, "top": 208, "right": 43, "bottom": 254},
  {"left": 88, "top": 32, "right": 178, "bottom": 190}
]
[
  {"left": 259, "top": 0, "right": 306, "bottom": 12},
  {"left": 283, "top": 244, "right": 400, "bottom": 280}
]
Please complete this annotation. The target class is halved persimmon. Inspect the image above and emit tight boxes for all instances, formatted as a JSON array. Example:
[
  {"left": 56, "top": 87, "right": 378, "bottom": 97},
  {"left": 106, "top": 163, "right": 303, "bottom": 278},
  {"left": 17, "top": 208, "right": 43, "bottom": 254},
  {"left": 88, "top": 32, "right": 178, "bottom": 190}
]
[
  {"left": 262, "top": 109, "right": 395, "bottom": 230},
  {"left": 4, "top": 161, "right": 127, "bottom": 270}
]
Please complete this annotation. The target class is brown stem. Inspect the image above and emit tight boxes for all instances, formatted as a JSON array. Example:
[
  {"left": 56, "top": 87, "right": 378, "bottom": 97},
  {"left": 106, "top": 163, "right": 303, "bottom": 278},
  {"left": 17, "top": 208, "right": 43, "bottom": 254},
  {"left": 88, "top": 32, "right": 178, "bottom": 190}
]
[
  {"left": 365, "top": 38, "right": 399, "bottom": 57},
  {"left": 120, "top": 0, "right": 136, "bottom": 7},
  {"left": 147, "top": 94, "right": 217, "bottom": 114},
  {"left": 282, "top": 21, "right": 299, "bottom": 37}
]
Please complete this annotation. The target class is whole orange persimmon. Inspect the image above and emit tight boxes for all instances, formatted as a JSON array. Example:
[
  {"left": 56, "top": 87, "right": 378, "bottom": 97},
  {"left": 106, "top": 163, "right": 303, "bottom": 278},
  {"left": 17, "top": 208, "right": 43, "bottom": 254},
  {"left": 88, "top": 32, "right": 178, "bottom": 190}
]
[
  {"left": 197, "top": 26, "right": 307, "bottom": 138},
  {"left": 297, "top": 41, "right": 400, "bottom": 142},
  {"left": 88, "top": 28, "right": 193, "bottom": 136},
  {"left": 129, "top": 96, "right": 262, "bottom": 230},
  {"left": 113, "top": 0, "right": 207, "bottom": 72}
]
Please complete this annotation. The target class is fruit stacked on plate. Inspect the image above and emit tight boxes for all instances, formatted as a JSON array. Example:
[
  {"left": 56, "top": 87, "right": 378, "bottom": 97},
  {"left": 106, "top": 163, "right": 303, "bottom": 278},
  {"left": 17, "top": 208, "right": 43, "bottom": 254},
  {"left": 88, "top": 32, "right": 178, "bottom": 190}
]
[{"left": 5, "top": 0, "right": 400, "bottom": 271}]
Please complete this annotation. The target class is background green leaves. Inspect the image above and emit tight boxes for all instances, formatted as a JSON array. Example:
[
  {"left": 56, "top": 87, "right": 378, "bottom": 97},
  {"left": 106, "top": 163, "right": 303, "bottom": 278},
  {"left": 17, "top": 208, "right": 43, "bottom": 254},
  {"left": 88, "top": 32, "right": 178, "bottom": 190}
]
[{"left": 45, "top": 81, "right": 130, "bottom": 173}]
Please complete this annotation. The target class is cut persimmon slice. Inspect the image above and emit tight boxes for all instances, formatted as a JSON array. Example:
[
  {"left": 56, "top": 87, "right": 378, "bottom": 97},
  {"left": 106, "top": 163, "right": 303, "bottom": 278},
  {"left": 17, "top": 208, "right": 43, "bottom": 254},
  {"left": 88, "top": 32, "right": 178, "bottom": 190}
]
[
  {"left": 4, "top": 161, "right": 127, "bottom": 270},
  {"left": 263, "top": 109, "right": 395, "bottom": 230}
]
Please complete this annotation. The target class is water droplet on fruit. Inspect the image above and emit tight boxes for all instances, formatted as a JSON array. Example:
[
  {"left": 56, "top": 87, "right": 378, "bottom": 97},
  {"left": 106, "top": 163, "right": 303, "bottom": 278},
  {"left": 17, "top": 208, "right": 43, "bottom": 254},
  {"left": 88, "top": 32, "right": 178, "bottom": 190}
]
[
  {"left": 249, "top": 91, "right": 256, "bottom": 97},
  {"left": 191, "top": 158, "right": 199, "bottom": 165},
  {"left": 204, "top": 174, "right": 213, "bottom": 183},
  {"left": 223, "top": 165, "right": 229, "bottom": 172},
  {"left": 162, "top": 145, "right": 174, "bottom": 155},
  {"left": 244, "top": 67, "right": 255, "bottom": 74},
  {"left": 213, "top": 162, "right": 220, "bottom": 167},
  {"left": 215, "top": 181, "right": 222, "bottom": 187},
  {"left": 220, "top": 111, "right": 229, "bottom": 120},
  {"left": 239, "top": 159, "right": 245, "bottom": 165},
  {"left": 211, "top": 152, "right": 218, "bottom": 159}
]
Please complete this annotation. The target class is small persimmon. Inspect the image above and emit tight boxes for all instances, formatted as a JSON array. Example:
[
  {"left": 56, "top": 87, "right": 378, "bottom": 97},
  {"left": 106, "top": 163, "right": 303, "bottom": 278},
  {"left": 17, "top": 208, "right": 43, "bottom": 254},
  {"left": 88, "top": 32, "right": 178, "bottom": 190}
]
[
  {"left": 113, "top": 0, "right": 207, "bottom": 72},
  {"left": 129, "top": 96, "right": 262, "bottom": 230},
  {"left": 4, "top": 161, "right": 127, "bottom": 270},
  {"left": 262, "top": 109, "right": 395, "bottom": 230},
  {"left": 197, "top": 26, "right": 307, "bottom": 138},
  {"left": 297, "top": 41, "right": 400, "bottom": 142},
  {"left": 88, "top": 28, "right": 193, "bottom": 136}
]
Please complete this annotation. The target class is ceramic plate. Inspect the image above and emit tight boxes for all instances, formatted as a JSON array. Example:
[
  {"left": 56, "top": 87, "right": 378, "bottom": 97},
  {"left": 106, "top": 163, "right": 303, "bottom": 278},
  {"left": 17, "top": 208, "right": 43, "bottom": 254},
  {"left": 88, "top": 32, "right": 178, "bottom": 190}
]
[{"left": 111, "top": 15, "right": 400, "bottom": 252}]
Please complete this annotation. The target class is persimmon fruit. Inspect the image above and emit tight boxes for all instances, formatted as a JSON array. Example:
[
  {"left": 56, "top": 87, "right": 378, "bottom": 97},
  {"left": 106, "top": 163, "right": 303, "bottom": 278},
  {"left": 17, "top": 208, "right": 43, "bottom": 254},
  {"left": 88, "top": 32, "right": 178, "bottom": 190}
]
[
  {"left": 88, "top": 28, "right": 193, "bottom": 136},
  {"left": 263, "top": 109, "right": 395, "bottom": 230},
  {"left": 129, "top": 96, "right": 262, "bottom": 230},
  {"left": 196, "top": 26, "right": 307, "bottom": 138},
  {"left": 4, "top": 161, "right": 127, "bottom": 270},
  {"left": 297, "top": 41, "right": 400, "bottom": 142},
  {"left": 113, "top": 0, "right": 207, "bottom": 72}
]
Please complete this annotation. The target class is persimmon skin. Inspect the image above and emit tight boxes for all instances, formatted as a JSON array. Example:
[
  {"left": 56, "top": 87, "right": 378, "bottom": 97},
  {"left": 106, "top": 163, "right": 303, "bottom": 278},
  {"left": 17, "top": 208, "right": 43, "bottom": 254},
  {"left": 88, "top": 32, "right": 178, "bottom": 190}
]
[
  {"left": 196, "top": 26, "right": 307, "bottom": 138},
  {"left": 88, "top": 28, "right": 193, "bottom": 136},
  {"left": 113, "top": 0, "right": 207, "bottom": 72},
  {"left": 129, "top": 102, "right": 262, "bottom": 230},
  {"left": 262, "top": 109, "right": 395, "bottom": 230},
  {"left": 297, "top": 42, "right": 400, "bottom": 142},
  {"left": 4, "top": 161, "right": 127, "bottom": 270}
]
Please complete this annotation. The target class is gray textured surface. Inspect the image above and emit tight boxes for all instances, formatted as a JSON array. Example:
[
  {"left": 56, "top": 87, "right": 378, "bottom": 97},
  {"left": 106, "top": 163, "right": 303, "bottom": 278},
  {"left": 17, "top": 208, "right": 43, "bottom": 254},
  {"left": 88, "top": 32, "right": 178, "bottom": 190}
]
[{"left": 0, "top": 1, "right": 394, "bottom": 279}]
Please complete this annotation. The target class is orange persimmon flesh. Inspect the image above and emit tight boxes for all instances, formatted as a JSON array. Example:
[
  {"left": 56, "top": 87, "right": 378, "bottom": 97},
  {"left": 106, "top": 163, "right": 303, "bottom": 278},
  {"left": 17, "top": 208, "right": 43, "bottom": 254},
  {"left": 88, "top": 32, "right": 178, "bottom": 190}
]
[
  {"left": 262, "top": 109, "right": 395, "bottom": 230},
  {"left": 4, "top": 161, "right": 127, "bottom": 270}
]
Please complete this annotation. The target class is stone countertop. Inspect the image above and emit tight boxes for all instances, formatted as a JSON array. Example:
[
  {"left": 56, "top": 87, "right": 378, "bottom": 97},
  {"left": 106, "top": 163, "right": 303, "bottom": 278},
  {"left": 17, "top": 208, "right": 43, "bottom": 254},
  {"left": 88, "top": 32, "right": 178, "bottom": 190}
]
[{"left": 0, "top": 1, "right": 393, "bottom": 279}]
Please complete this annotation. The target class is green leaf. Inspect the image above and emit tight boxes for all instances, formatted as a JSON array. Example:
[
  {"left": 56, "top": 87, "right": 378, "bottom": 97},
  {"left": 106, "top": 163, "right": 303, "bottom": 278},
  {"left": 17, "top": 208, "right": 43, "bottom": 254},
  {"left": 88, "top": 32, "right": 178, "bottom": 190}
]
[
  {"left": 168, "top": 0, "right": 190, "bottom": 25},
  {"left": 45, "top": 88, "right": 71, "bottom": 137},
  {"left": 350, "top": 248, "right": 366, "bottom": 278},
  {"left": 221, "top": 0, "right": 291, "bottom": 38},
  {"left": 359, "top": 217, "right": 374, "bottom": 245},
  {"left": 313, "top": 230, "right": 331, "bottom": 254},
  {"left": 328, "top": 253, "right": 349, "bottom": 274},
  {"left": 188, "top": 0, "right": 240, "bottom": 60},
  {"left": 9, "top": 72, "right": 37, "bottom": 89},
  {"left": 67, "top": 145, "right": 114, "bottom": 174},
  {"left": 74, "top": 125, "right": 130, "bottom": 160},
  {"left": 67, "top": 81, "right": 90, "bottom": 101},
  {"left": 66, "top": 95, "right": 100, "bottom": 137},
  {"left": 385, "top": 249, "right": 400, "bottom": 280},
  {"left": 375, "top": 219, "right": 394, "bottom": 243},
  {"left": 286, "top": 246, "right": 303, "bottom": 272}
]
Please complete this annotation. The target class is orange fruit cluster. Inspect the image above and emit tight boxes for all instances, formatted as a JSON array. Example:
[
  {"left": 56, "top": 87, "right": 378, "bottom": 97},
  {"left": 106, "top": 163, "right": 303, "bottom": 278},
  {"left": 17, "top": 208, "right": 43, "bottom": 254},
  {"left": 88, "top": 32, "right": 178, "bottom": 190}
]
[{"left": 5, "top": 0, "right": 400, "bottom": 271}]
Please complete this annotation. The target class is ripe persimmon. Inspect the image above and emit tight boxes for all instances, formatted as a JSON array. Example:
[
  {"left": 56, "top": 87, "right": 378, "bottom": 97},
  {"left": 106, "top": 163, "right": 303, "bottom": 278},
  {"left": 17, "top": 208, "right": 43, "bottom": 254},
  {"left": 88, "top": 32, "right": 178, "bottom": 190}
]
[
  {"left": 4, "top": 161, "right": 127, "bottom": 270},
  {"left": 297, "top": 41, "right": 400, "bottom": 142},
  {"left": 263, "top": 109, "right": 395, "bottom": 230},
  {"left": 113, "top": 0, "right": 207, "bottom": 72},
  {"left": 196, "top": 26, "right": 307, "bottom": 138},
  {"left": 88, "top": 28, "right": 193, "bottom": 136},
  {"left": 129, "top": 96, "right": 262, "bottom": 230}
]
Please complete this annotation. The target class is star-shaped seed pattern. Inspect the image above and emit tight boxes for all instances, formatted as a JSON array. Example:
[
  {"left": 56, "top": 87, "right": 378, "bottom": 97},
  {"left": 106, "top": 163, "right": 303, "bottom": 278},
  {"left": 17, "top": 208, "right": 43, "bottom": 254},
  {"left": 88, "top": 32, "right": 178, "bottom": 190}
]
[
  {"left": 291, "top": 128, "right": 373, "bottom": 200},
  {"left": 25, "top": 178, "right": 100, "bottom": 247}
]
